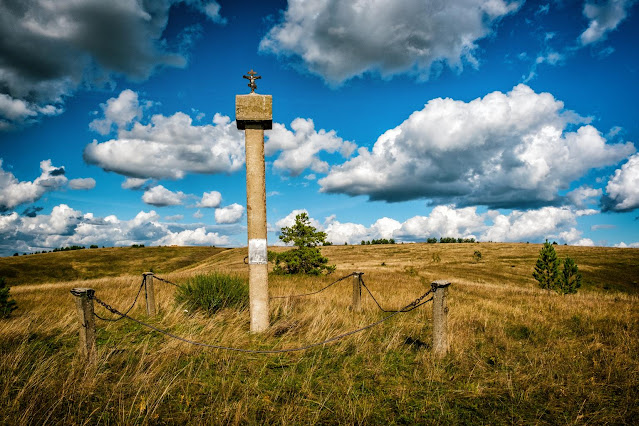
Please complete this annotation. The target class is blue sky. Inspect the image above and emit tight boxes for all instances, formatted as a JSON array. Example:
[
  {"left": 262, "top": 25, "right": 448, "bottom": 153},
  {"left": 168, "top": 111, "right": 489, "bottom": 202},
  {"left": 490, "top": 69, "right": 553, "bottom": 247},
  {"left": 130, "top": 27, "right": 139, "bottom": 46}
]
[{"left": 1, "top": 0, "right": 638, "bottom": 256}]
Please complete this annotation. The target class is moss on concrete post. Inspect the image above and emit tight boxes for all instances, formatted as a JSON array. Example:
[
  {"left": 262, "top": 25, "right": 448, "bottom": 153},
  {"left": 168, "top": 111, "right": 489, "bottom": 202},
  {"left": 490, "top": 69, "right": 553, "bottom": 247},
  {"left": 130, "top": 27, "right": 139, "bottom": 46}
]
[{"left": 236, "top": 91, "right": 272, "bottom": 333}]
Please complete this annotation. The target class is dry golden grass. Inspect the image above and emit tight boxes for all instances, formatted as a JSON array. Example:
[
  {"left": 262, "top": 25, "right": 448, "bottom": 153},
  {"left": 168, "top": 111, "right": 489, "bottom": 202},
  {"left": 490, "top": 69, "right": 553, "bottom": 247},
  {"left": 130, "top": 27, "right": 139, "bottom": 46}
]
[
  {"left": 0, "top": 246, "right": 228, "bottom": 286},
  {"left": 1, "top": 243, "right": 638, "bottom": 424}
]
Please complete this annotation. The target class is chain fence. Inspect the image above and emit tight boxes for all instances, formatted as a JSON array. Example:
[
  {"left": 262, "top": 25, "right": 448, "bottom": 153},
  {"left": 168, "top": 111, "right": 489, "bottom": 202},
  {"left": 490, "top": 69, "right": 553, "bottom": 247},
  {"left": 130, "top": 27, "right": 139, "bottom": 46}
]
[
  {"left": 360, "top": 276, "right": 435, "bottom": 313},
  {"left": 152, "top": 275, "right": 179, "bottom": 287},
  {"left": 89, "top": 285, "right": 434, "bottom": 354},
  {"left": 92, "top": 276, "right": 146, "bottom": 322},
  {"left": 87, "top": 271, "right": 436, "bottom": 353},
  {"left": 269, "top": 272, "right": 356, "bottom": 299}
]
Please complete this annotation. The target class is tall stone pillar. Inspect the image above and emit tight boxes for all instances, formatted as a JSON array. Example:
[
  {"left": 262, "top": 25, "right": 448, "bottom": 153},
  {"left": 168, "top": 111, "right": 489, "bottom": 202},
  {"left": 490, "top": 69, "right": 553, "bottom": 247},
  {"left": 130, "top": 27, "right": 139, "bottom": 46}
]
[{"left": 236, "top": 71, "right": 272, "bottom": 332}]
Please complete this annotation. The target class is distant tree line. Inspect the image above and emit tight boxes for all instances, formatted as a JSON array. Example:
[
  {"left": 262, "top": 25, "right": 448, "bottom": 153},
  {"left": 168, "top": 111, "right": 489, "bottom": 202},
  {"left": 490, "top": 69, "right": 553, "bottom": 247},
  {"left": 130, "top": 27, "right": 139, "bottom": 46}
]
[
  {"left": 11, "top": 243, "right": 144, "bottom": 257},
  {"left": 13, "top": 245, "right": 88, "bottom": 256},
  {"left": 360, "top": 238, "right": 396, "bottom": 245},
  {"left": 53, "top": 245, "right": 87, "bottom": 252},
  {"left": 427, "top": 237, "right": 476, "bottom": 243}
]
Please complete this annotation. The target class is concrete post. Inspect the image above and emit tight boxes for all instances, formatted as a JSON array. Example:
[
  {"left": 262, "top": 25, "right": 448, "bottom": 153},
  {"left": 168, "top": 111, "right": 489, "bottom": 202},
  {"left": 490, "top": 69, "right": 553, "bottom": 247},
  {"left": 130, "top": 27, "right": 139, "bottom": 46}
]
[
  {"left": 143, "top": 272, "right": 156, "bottom": 316},
  {"left": 70, "top": 288, "right": 97, "bottom": 365},
  {"left": 432, "top": 280, "right": 451, "bottom": 358},
  {"left": 352, "top": 272, "right": 362, "bottom": 313},
  {"left": 236, "top": 81, "right": 272, "bottom": 333}
]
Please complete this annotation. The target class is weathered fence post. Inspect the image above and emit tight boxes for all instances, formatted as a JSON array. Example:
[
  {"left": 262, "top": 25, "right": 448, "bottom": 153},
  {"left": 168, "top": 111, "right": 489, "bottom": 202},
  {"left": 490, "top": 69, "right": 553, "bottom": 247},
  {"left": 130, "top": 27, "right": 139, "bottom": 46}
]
[
  {"left": 144, "top": 272, "right": 156, "bottom": 316},
  {"left": 70, "top": 288, "right": 97, "bottom": 365},
  {"left": 352, "top": 272, "right": 362, "bottom": 312},
  {"left": 432, "top": 280, "right": 451, "bottom": 358}
]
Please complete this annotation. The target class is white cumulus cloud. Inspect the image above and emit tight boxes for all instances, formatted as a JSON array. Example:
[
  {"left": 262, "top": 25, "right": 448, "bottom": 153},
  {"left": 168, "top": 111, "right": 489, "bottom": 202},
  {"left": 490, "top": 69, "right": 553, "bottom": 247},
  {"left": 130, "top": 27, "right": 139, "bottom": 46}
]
[
  {"left": 142, "top": 185, "right": 185, "bottom": 207},
  {"left": 260, "top": 0, "right": 521, "bottom": 84},
  {"left": 396, "top": 206, "right": 484, "bottom": 241},
  {"left": 602, "top": 153, "right": 639, "bottom": 211},
  {"left": 197, "top": 191, "right": 222, "bottom": 208},
  {"left": 121, "top": 177, "right": 150, "bottom": 190},
  {"left": 567, "top": 185, "right": 602, "bottom": 208},
  {"left": 89, "top": 89, "right": 144, "bottom": 135},
  {"left": 0, "top": 204, "right": 235, "bottom": 255},
  {"left": 0, "top": 94, "right": 63, "bottom": 129},
  {"left": 266, "top": 118, "right": 356, "bottom": 176},
  {"left": 579, "top": 0, "right": 637, "bottom": 45},
  {"left": 275, "top": 209, "right": 323, "bottom": 233},
  {"left": 319, "top": 84, "right": 635, "bottom": 209},
  {"left": 277, "top": 205, "right": 594, "bottom": 246},
  {"left": 0, "top": 159, "right": 67, "bottom": 211},
  {"left": 156, "top": 227, "right": 229, "bottom": 246},
  {"left": 84, "top": 111, "right": 245, "bottom": 179},
  {"left": 482, "top": 207, "right": 576, "bottom": 242},
  {"left": 615, "top": 241, "right": 639, "bottom": 248},
  {"left": 68, "top": 178, "right": 96, "bottom": 190},
  {"left": 85, "top": 92, "right": 357, "bottom": 180},
  {"left": 215, "top": 203, "right": 244, "bottom": 224}
]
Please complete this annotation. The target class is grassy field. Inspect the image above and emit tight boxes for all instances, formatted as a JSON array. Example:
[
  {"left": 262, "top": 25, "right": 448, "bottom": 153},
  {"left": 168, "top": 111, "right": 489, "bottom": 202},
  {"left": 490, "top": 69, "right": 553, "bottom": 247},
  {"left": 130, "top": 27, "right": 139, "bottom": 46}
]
[
  {"left": 1, "top": 243, "right": 638, "bottom": 424},
  {"left": 0, "top": 246, "right": 227, "bottom": 286}
]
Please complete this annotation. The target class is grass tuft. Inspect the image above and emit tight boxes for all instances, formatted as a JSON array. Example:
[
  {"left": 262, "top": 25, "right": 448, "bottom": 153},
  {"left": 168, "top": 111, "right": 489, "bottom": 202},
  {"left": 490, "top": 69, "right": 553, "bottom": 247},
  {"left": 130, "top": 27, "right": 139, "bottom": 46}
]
[{"left": 175, "top": 272, "right": 248, "bottom": 316}]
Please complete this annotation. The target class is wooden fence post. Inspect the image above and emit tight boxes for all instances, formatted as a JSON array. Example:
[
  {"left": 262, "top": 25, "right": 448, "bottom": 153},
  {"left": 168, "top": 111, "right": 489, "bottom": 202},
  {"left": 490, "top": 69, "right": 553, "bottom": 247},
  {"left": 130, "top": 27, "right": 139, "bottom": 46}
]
[
  {"left": 144, "top": 272, "right": 156, "bottom": 316},
  {"left": 70, "top": 288, "right": 97, "bottom": 365},
  {"left": 352, "top": 272, "right": 362, "bottom": 313},
  {"left": 432, "top": 280, "right": 451, "bottom": 358}
]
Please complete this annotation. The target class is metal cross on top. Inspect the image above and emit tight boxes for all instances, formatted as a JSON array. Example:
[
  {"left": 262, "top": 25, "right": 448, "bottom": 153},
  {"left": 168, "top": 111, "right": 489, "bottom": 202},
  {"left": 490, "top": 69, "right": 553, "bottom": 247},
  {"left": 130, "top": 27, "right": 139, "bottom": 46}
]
[{"left": 243, "top": 69, "right": 261, "bottom": 93}]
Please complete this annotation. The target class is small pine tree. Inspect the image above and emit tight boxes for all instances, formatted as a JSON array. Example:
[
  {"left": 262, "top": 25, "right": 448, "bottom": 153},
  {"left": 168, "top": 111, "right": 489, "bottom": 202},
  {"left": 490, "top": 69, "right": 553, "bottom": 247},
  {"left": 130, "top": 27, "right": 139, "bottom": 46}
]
[
  {"left": 0, "top": 277, "right": 17, "bottom": 318},
  {"left": 533, "top": 240, "right": 560, "bottom": 290},
  {"left": 558, "top": 257, "right": 582, "bottom": 294},
  {"left": 274, "top": 213, "right": 335, "bottom": 275}
]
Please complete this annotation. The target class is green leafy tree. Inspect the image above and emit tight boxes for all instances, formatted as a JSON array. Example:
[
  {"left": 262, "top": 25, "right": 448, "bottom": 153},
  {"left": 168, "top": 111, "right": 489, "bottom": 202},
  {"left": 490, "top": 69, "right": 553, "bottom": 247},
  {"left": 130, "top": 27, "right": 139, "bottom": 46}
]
[
  {"left": 533, "top": 240, "right": 560, "bottom": 290},
  {"left": 273, "top": 213, "right": 335, "bottom": 275},
  {"left": 558, "top": 257, "right": 582, "bottom": 294},
  {"left": 0, "top": 277, "right": 17, "bottom": 318}
]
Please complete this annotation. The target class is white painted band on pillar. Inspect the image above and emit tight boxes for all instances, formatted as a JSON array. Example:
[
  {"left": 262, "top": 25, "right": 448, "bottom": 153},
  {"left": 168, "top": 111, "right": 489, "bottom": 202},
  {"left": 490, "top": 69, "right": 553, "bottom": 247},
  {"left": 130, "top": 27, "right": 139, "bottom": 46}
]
[{"left": 248, "top": 239, "right": 268, "bottom": 264}]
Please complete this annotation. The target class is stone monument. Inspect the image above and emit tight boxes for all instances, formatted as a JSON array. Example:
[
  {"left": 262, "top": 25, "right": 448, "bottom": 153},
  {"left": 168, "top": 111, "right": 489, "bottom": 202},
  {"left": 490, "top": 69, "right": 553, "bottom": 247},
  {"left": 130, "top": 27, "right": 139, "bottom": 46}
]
[{"left": 236, "top": 70, "right": 272, "bottom": 332}]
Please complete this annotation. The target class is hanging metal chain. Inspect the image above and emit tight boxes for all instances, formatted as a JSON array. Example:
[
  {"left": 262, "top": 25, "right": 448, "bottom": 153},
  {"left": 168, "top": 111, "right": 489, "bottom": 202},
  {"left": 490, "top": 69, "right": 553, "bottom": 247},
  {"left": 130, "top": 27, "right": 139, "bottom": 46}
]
[
  {"left": 270, "top": 272, "right": 356, "bottom": 299},
  {"left": 93, "top": 276, "right": 146, "bottom": 322},
  {"left": 88, "top": 287, "right": 434, "bottom": 354},
  {"left": 360, "top": 277, "right": 435, "bottom": 313},
  {"left": 153, "top": 275, "right": 179, "bottom": 287}
]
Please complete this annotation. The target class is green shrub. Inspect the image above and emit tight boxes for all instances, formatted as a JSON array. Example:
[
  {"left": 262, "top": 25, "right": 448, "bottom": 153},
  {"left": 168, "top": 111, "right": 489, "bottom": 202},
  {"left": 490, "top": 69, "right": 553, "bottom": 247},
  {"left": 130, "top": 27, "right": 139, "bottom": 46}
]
[
  {"left": 175, "top": 273, "right": 248, "bottom": 316},
  {"left": 273, "top": 246, "right": 335, "bottom": 275},
  {"left": 533, "top": 240, "right": 559, "bottom": 290},
  {"left": 558, "top": 257, "right": 582, "bottom": 294},
  {"left": 473, "top": 250, "right": 482, "bottom": 262},
  {"left": 273, "top": 212, "right": 335, "bottom": 275},
  {"left": 0, "top": 277, "right": 17, "bottom": 318}
]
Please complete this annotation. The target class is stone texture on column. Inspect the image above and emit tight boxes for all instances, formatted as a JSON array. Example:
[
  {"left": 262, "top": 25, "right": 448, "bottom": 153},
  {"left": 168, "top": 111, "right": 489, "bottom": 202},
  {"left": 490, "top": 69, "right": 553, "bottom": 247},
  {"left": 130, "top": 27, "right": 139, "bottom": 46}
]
[
  {"left": 143, "top": 272, "right": 156, "bottom": 316},
  {"left": 432, "top": 280, "right": 451, "bottom": 358},
  {"left": 352, "top": 272, "right": 362, "bottom": 313},
  {"left": 236, "top": 93, "right": 272, "bottom": 333}
]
